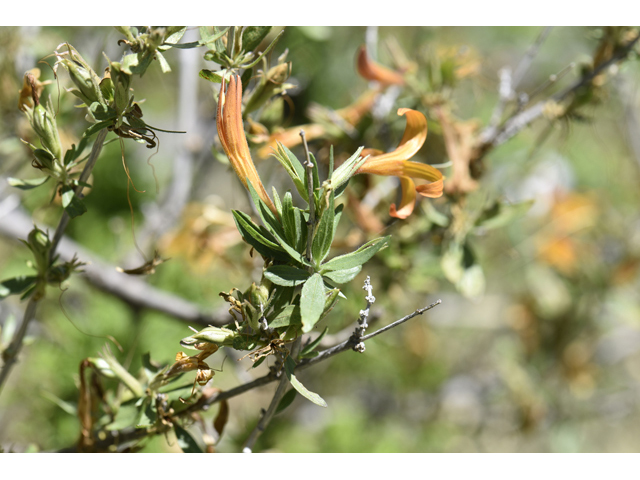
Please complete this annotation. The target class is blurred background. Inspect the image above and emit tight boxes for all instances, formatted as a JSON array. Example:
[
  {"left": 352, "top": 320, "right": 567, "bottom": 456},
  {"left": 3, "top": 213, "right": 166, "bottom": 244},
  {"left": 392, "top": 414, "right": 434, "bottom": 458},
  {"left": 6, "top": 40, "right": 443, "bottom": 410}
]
[{"left": 1, "top": 26, "right": 640, "bottom": 452}]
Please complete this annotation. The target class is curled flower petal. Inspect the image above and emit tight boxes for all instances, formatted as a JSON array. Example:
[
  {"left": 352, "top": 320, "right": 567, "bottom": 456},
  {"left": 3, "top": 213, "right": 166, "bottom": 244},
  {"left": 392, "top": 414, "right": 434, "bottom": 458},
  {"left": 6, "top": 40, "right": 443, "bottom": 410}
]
[
  {"left": 217, "top": 75, "right": 277, "bottom": 215},
  {"left": 356, "top": 108, "right": 443, "bottom": 218},
  {"left": 356, "top": 45, "right": 405, "bottom": 87},
  {"left": 390, "top": 177, "right": 417, "bottom": 219}
]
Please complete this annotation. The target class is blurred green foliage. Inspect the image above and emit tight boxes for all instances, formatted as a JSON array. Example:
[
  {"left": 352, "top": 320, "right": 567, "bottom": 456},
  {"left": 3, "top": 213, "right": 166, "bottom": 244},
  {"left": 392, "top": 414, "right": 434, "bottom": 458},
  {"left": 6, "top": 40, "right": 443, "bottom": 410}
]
[{"left": 1, "top": 26, "right": 640, "bottom": 452}]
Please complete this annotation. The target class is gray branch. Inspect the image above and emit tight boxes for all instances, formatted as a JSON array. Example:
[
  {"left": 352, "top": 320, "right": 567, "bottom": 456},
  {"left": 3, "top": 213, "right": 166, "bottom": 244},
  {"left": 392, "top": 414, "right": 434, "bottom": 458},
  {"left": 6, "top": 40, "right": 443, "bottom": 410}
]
[{"left": 0, "top": 201, "right": 228, "bottom": 327}]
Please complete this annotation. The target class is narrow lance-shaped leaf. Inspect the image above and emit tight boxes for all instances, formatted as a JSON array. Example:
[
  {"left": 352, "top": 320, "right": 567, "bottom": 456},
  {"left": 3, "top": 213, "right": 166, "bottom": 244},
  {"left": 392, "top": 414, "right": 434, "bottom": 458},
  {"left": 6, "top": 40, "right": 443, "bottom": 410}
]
[
  {"left": 232, "top": 210, "right": 289, "bottom": 261},
  {"left": 7, "top": 176, "right": 50, "bottom": 190},
  {"left": 322, "top": 265, "right": 362, "bottom": 284},
  {"left": 300, "top": 273, "right": 325, "bottom": 333},
  {"left": 247, "top": 181, "right": 308, "bottom": 266},
  {"left": 284, "top": 356, "right": 327, "bottom": 408},
  {"left": 300, "top": 327, "right": 329, "bottom": 357},
  {"left": 321, "top": 236, "right": 391, "bottom": 272},
  {"left": 264, "top": 265, "right": 310, "bottom": 287},
  {"left": 281, "top": 191, "right": 297, "bottom": 247},
  {"left": 312, "top": 188, "right": 335, "bottom": 265},
  {"left": 174, "top": 424, "right": 204, "bottom": 453}
]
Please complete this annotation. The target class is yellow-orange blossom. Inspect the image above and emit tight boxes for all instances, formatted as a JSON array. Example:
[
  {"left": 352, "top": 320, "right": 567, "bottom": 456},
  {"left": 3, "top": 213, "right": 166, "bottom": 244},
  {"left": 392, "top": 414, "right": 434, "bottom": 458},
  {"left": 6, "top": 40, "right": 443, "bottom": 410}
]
[
  {"left": 217, "top": 74, "right": 278, "bottom": 215},
  {"left": 356, "top": 108, "right": 444, "bottom": 219}
]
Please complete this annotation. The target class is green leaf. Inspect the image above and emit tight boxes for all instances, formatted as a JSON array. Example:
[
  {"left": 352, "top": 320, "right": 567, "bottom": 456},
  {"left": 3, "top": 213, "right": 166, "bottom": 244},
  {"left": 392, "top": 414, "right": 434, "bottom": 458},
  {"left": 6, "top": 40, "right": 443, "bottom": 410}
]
[
  {"left": 174, "top": 424, "right": 204, "bottom": 453},
  {"left": 281, "top": 192, "right": 297, "bottom": 247},
  {"left": 322, "top": 265, "right": 361, "bottom": 284},
  {"left": 275, "top": 388, "right": 297, "bottom": 415},
  {"left": 333, "top": 203, "right": 344, "bottom": 239},
  {"left": 7, "top": 176, "right": 50, "bottom": 190},
  {"left": 321, "top": 236, "right": 390, "bottom": 272},
  {"left": 156, "top": 51, "right": 171, "bottom": 73},
  {"left": 41, "top": 390, "right": 77, "bottom": 416},
  {"left": 199, "top": 69, "right": 233, "bottom": 84},
  {"left": 83, "top": 121, "right": 112, "bottom": 138},
  {"left": 134, "top": 397, "right": 156, "bottom": 429},
  {"left": 271, "top": 187, "right": 283, "bottom": 218},
  {"left": 232, "top": 210, "right": 288, "bottom": 261},
  {"left": 0, "top": 276, "right": 37, "bottom": 299},
  {"left": 273, "top": 143, "right": 307, "bottom": 201},
  {"left": 269, "top": 304, "right": 301, "bottom": 328},
  {"left": 312, "top": 191, "right": 335, "bottom": 265},
  {"left": 300, "top": 273, "right": 325, "bottom": 333},
  {"left": 63, "top": 136, "right": 89, "bottom": 166},
  {"left": 242, "top": 26, "right": 272, "bottom": 52},
  {"left": 264, "top": 265, "right": 310, "bottom": 287},
  {"left": 60, "top": 186, "right": 87, "bottom": 218},
  {"left": 247, "top": 182, "right": 307, "bottom": 266},
  {"left": 300, "top": 327, "right": 329, "bottom": 357},
  {"left": 284, "top": 356, "right": 327, "bottom": 407},
  {"left": 293, "top": 208, "right": 308, "bottom": 253}
]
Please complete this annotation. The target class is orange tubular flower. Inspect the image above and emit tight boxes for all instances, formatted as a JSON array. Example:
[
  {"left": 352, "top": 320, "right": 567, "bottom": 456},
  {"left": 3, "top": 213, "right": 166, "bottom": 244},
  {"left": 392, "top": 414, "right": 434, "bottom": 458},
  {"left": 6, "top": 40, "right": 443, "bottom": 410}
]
[
  {"left": 356, "top": 108, "right": 444, "bottom": 219},
  {"left": 217, "top": 74, "right": 278, "bottom": 216},
  {"left": 356, "top": 45, "right": 405, "bottom": 87}
]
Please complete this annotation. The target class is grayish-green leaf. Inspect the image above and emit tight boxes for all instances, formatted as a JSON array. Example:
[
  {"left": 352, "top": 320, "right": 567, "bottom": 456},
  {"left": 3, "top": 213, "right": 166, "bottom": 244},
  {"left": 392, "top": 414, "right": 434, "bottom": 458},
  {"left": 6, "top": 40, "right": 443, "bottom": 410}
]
[
  {"left": 284, "top": 356, "right": 327, "bottom": 407},
  {"left": 301, "top": 273, "right": 325, "bottom": 333},
  {"left": 7, "top": 176, "right": 50, "bottom": 190},
  {"left": 264, "top": 265, "right": 310, "bottom": 286},
  {"left": 174, "top": 424, "right": 204, "bottom": 453},
  {"left": 321, "top": 236, "right": 390, "bottom": 272},
  {"left": 322, "top": 265, "right": 361, "bottom": 284}
]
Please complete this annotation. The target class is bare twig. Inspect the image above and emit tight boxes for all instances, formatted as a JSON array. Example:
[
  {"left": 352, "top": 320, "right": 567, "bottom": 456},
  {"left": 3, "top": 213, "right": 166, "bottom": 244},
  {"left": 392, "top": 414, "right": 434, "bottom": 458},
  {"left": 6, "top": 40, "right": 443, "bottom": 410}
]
[
  {"left": 478, "top": 30, "right": 640, "bottom": 152},
  {"left": 480, "top": 33, "right": 640, "bottom": 150},
  {"left": 350, "top": 276, "right": 375, "bottom": 352},
  {"left": 512, "top": 27, "right": 554, "bottom": 90},
  {"left": 0, "top": 204, "right": 228, "bottom": 327},
  {"left": 0, "top": 129, "right": 108, "bottom": 397},
  {"left": 300, "top": 130, "right": 315, "bottom": 265}
]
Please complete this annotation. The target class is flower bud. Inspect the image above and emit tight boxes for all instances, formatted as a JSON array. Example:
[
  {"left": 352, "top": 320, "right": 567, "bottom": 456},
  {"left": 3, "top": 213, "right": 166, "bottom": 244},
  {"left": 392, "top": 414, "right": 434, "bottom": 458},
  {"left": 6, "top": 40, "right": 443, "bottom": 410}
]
[
  {"left": 31, "top": 102, "right": 62, "bottom": 161},
  {"left": 248, "top": 282, "right": 269, "bottom": 309},
  {"left": 180, "top": 326, "right": 238, "bottom": 349},
  {"left": 26, "top": 226, "right": 51, "bottom": 273},
  {"left": 56, "top": 45, "right": 104, "bottom": 106}
]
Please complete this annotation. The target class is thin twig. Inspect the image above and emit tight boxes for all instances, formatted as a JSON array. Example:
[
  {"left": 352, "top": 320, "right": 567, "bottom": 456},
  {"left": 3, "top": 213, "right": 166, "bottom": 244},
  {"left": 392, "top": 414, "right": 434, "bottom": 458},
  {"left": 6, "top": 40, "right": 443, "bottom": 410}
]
[
  {"left": 242, "top": 337, "right": 302, "bottom": 452},
  {"left": 512, "top": 27, "right": 554, "bottom": 90},
  {"left": 300, "top": 130, "right": 315, "bottom": 265},
  {"left": 350, "top": 276, "right": 375, "bottom": 353},
  {"left": 50, "top": 129, "right": 108, "bottom": 257},
  {"left": 57, "top": 299, "right": 442, "bottom": 451},
  {"left": 0, "top": 129, "right": 108, "bottom": 397},
  {"left": 0, "top": 204, "right": 225, "bottom": 327},
  {"left": 482, "top": 30, "right": 640, "bottom": 150}
]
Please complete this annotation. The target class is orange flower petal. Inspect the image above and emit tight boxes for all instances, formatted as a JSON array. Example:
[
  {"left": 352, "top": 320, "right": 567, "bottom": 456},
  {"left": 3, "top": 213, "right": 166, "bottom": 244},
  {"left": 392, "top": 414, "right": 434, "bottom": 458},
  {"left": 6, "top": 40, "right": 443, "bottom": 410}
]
[
  {"left": 390, "top": 176, "right": 417, "bottom": 219},
  {"left": 217, "top": 75, "right": 277, "bottom": 216},
  {"left": 356, "top": 108, "right": 443, "bottom": 218},
  {"left": 356, "top": 45, "right": 405, "bottom": 87},
  {"left": 357, "top": 108, "right": 428, "bottom": 170}
]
